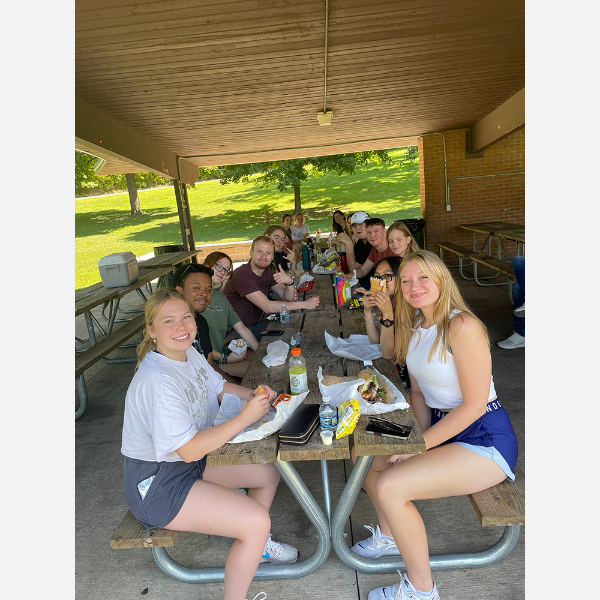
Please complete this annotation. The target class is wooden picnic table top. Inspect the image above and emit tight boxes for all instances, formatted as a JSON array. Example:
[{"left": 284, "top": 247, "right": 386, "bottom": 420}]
[
  {"left": 137, "top": 249, "right": 201, "bottom": 269},
  {"left": 208, "top": 270, "right": 425, "bottom": 466},
  {"left": 75, "top": 266, "right": 175, "bottom": 317},
  {"left": 493, "top": 229, "right": 525, "bottom": 243},
  {"left": 458, "top": 221, "right": 524, "bottom": 235}
]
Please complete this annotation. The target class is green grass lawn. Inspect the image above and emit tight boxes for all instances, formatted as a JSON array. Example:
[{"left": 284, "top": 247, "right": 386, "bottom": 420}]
[{"left": 75, "top": 148, "right": 421, "bottom": 289}]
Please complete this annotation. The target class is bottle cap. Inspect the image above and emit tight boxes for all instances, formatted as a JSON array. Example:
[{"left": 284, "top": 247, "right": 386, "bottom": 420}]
[
  {"left": 291, "top": 348, "right": 301, "bottom": 355},
  {"left": 323, "top": 396, "right": 331, "bottom": 403}
]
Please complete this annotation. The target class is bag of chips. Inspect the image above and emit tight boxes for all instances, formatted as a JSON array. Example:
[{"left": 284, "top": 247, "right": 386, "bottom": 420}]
[{"left": 335, "top": 398, "right": 361, "bottom": 439}]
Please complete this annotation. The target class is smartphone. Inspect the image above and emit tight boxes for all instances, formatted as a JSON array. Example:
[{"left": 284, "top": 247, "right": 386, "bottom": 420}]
[
  {"left": 260, "top": 329, "right": 284, "bottom": 336},
  {"left": 365, "top": 421, "right": 412, "bottom": 440}
]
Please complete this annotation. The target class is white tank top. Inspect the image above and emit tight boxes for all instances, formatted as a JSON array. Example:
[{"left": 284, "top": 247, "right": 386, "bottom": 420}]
[{"left": 405, "top": 310, "right": 496, "bottom": 410}]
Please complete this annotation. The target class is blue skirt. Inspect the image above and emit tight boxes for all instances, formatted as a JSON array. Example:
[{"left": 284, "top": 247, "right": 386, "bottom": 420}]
[
  {"left": 431, "top": 399, "right": 518, "bottom": 481},
  {"left": 123, "top": 456, "right": 207, "bottom": 530}
]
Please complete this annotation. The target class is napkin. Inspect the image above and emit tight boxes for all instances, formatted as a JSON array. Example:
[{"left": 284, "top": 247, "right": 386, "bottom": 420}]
[
  {"left": 262, "top": 340, "right": 290, "bottom": 367},
  {"left": 324, "top": 332, "right": 382, "bottom": 362},
  {"left": 298, "top": 271, "right": 314, "bottom": 285}
]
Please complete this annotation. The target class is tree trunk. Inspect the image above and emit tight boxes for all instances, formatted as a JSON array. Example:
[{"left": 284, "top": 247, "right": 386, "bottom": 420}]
[
  {"left": 294, "top": 185, "right": 302, "bottom": 213},
  {"left": 125, "top": 173, "right": 143, "bottom": 216}
]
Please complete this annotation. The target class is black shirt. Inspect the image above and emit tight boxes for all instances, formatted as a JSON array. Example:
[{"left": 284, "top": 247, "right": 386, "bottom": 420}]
[
  {"left": 271, "top": 251, "right": 290, "bottom": 273},
  {"left": 354, "top": 239, "right": 374, "bottom": 287},
  {"left": 192, "top": 312, "right": 213, "bottom": 359}
]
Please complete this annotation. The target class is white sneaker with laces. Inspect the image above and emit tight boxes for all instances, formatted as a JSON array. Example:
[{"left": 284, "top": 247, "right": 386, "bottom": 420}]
[
  {"left": 350, "top": 524, "right": 400, "bottom": 558},
  {"left": 259, "top": 534, "right": 298, "bottom": 564},
  {"left": 368, "top": 571, "right": 441, "bottom": 600},
  {"left": 247, "top": 593, "right": 267, "bottom": 600},
  {"left": 513, "top": 302, "right": 525, "bottom": 317},
  {"left": 497, "top": 332, "right": 525, "bottom": 349}
]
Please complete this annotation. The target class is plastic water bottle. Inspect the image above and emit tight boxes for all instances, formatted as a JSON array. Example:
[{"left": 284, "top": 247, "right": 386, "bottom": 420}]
[
  {"left": 290, "top": 332, "right": 304, "bottom": 346},
  {"left": 280, "top": 305, "right": 290, "bottom": 323},
  {"left": 319, "top": 396, "right": 337, "bottom": 432},
  {"left": 289, "top": 348, "right": 308, "bottom": 395}
]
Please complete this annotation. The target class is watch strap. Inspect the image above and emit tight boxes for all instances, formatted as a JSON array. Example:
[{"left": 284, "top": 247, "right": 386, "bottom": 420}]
[{"left": 380, "top": 318, "right": 394, "bottom": 328}]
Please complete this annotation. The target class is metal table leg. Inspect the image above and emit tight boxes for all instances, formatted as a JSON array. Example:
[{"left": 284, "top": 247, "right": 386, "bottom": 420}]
[
  {"left": 150, "top": 456, "right": 331, "bottom": 583},
  {"left": 331, "top": 455, "right": 521, "bottom": 572},
  {"left": 321, "top": 459, "right": 332, "bottom": 531}
]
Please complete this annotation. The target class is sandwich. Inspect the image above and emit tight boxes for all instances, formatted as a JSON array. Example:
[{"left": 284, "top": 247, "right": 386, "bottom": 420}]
[
  {"left": 256, "top": 385, "right": 267, "bottom": 395},
  {"left": 236, "top": 339, "right": 245, "bottom": 348},
  {"left": 370, "top": 277, "right": 386, "bottom": 294},
  {"left": 357, "top": 369, "right": 392, "bottom": 404}
]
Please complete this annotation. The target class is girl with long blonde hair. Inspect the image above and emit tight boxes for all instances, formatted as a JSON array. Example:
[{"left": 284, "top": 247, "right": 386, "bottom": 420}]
[
  {"left": 352, "top": 251, "right": 518, "bottom": 600},
  {"left": 123, "top": 288, "right": 298, "bottom": 600}
]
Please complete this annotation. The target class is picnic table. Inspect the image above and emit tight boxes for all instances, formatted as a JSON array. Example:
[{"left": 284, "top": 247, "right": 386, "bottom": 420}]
[
  {"left": 112, "top": 272, "right": 524, "bottom": 582},
  {"left": 75, "top": 266, "right": 176, "bottom": 419},
  {"left": 458, "top": 221, "right": 525, "bottom": 259},
  {"left": 147, "top": 273, "right": 425, "bottom": 583},
  {"left": 137, "top": 249, "right": 202, "bottom": 287}
]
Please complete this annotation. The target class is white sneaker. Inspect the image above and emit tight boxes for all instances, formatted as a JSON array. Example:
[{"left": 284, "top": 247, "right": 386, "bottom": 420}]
[
  {"left": 351, "top": 524, "right": 400, "bottom": 558},
  {"left": 368, "top": 571, "right": 441, "bottom": 600},
  {"left": 513, "top": 302, "right": 525, "bottom": 317},
  {"left": 497, "top": 332, "right": 525, "bottom": 349},
  {"left": 247, "top": 594, "right": 267, "bottom": 600},
  {"left": 259, "top": 534, "right": 298, "bottom": 564}
]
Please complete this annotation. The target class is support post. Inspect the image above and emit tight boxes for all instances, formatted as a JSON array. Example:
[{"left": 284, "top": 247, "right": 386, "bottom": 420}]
[
  {"left": 181, "top": 183, "right": 197, "bottom": 260},
  {"left": 173, "top": 181, "right": 190, "bottom": 251}
]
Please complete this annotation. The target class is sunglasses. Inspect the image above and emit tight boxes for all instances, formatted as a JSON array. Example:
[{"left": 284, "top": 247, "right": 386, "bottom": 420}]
[
  {"left": 213, "top": 262, "right": 231, "bottom": 275},
  {"left": 173, "top": 263, "right": 214, "bottom": 287}
]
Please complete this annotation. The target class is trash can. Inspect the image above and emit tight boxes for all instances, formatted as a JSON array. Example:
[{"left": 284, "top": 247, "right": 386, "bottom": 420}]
[
  {"left": 400, "top": 218, "right": 426, "bottom": 249},
  {"left": 154, "top": 244, "right": 186, "bottom": 287}
]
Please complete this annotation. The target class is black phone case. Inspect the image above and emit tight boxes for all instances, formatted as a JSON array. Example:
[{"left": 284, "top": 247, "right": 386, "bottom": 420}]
[
  {"left": 365, "top": 422, "right": 411, "bottom": 439},
  {"left": 278, "top": 404, "right": 320, "bottom": 445}
]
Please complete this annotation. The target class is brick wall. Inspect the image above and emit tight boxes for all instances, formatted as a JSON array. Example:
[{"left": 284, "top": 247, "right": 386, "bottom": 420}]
[
  {"left": 418, "top": 127, "right": 525, "bottom": 260},
  {"left": 194, "top": 240, "right": 253, "bottom": 263}
]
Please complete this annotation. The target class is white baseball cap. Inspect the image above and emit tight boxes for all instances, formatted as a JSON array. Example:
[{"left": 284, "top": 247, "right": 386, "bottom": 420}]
[{"left": 350, "top": 211, "right": 370, "bottom": 225}]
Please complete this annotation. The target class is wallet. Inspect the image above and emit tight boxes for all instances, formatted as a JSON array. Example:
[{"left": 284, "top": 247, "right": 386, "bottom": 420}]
[{"left": 278, "top": 404, "right": 320, "bottom": 445}]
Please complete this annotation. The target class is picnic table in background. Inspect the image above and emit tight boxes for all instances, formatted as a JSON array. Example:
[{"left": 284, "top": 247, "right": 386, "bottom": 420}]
[
  {"left": 137, "top": 249, "right": 202, "bottom": 286},
  {"left": 458, "top": 221, "right": 525, "bottom": 259}
]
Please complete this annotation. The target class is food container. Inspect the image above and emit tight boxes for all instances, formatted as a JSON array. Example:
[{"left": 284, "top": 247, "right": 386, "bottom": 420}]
[
  {"left": 320, "top": 430, "right": 334, "bottom": 445},
  {"left": 98, "top": 252, "right": 139, "bottom": 288}
]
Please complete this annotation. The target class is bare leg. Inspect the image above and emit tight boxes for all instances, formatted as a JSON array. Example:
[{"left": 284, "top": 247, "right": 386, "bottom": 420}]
[
  {"left": 165, "top": 479, "right": 271, "bottom": 600},
  {"left": 351, "top": 446, "right": 393, "bottom": 535},
  {"left": 220, "top": 358, "right": 253, "bottom": 379},
  {"left": 203, "top": 462, "right": 280, "bottom": 511},
  {"left": 376, "top": 444, "right": 507, "bottom": 593}
]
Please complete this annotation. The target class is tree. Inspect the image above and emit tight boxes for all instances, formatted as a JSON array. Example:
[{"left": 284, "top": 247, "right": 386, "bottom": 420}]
[
  {"left": 206, "top": 150, "right": 393, "bottom": 212},
  {"left": 125, "top": 173, "right": 144, "bottom": 216}
]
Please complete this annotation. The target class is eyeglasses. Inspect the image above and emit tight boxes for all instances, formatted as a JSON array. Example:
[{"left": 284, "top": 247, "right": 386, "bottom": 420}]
[
  {"left": 173, "top": 263, "right": 214, "bottom": 287},
  {"left": 373, "top": 273, "right": 395, "bottom": 282},
  {"left": 213, "top": 262, "right": 231, "bottom": 275}
]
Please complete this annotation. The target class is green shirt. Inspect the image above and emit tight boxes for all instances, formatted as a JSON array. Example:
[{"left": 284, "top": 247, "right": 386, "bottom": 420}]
[{"left": 203, "top": 290, "right": 242, "bottom": 353}]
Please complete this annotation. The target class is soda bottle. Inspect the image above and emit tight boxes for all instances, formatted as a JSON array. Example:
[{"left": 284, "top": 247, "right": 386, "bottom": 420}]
[
  {"left": 289, "top": 348, "right": 308, "bottom": 395},
  {"left": 319, "top": 396, "right": 338, "bottom": 432}
]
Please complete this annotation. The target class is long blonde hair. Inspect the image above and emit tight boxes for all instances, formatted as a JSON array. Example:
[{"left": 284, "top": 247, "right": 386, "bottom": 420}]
[
  {"left": 393, "top": 250, "right": 489, "bottom": 366},
  {"left": 136, "top": 288, "right": 196, "bottom": 369},
  {"left": 386, "top": 220, "right": 420, "bottom": 257}
]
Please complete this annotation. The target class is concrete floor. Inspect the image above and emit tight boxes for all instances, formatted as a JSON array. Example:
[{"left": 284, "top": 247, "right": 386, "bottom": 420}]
[{"left": 75, "top": 266, "right": 525, "bottom": 600}]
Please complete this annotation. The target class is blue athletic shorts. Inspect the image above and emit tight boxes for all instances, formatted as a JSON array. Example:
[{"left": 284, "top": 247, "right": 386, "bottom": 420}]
[
  {"left": 123, "top": 456, "right": 207, "bottom": 530},
  {"left": 430, "top": 398, "right": 518, "bottom": 481}
]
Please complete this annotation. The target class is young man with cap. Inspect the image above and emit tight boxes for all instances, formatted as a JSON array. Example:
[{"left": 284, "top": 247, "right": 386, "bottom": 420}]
[
  {"left": 173, "top": 262, "right": 241, "bottom": 384},
  {"left": 349, "top": 217, "right": 395, "bottom": 284},
  {"left": 224, "top": 235, "right": 320, "bottom": 339}
]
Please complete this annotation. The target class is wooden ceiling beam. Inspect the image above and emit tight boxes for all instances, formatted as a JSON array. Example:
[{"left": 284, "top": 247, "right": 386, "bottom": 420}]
[
  {"left": 75, "top": 95, "right": 198, "bottom": 184},
  {"left": 469, "top": 87, "right": 524, "bottom": 153}
]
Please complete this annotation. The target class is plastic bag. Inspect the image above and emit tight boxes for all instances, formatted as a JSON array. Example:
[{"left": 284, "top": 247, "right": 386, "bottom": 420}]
[
  {"left": 317, "top": 366, "right": 410, "bottom": 415},
  {"left": 214, "top": 391, "right": 309, "bottom": 443}
]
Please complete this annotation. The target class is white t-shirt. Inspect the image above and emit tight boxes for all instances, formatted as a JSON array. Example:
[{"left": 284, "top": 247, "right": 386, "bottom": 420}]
[
  {"left": 121, "top": 348, "right": 225, "bottom": 462},
  {"left": 290, "top": 223, "right": 309, "bottom": 241}
]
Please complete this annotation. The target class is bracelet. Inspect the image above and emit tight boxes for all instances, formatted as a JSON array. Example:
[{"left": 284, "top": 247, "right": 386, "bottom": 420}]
[
  {"left": 285, "top": 277, "right": 295, "bottom": 286},
  {"left": 218, "top": 353, "right": 228, "bottom": 366}
]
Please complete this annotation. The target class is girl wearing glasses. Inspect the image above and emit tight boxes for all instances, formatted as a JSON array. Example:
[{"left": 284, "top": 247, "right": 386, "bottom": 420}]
[
  {"left": 202, "top": 252, "right": 259, "bottom": 379},
  {"left": 362, "top": 256, "right": 402, "bottom": 360},
  {"left": 264, "top": 225, "right": 296, "bottom": 276}
]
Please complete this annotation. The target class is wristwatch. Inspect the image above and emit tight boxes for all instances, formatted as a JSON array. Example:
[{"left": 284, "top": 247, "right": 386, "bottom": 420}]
[{"left": 379, "top": 318, "right": 394, "bottom": 328}]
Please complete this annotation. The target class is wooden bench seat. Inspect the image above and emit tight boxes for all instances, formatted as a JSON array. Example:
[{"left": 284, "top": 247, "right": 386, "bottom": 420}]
[
  {"left": 75, "top": 313, "right": 146, "bottom": 377},
  {"left": 469, "top": 253, "right": 517, "bottom": 280},
  {"left": 110, "top": 509, "right": 178, "bottom": 549},
  {"left": 438, "top": 241, "right": 475, "bottom": 258},
  {"left": 469, "top": 464, "right": 525, "bottom": 527}
]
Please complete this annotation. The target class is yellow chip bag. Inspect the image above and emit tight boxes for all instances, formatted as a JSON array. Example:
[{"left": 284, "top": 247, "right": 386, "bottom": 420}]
[{"left": 335, "top": 399, "right": 361, "bottom": 439}]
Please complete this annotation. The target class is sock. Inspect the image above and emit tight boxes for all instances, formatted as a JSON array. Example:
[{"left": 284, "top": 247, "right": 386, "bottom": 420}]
[{"left": 402, "top": 574, "right": 435, "bottom": 598}]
